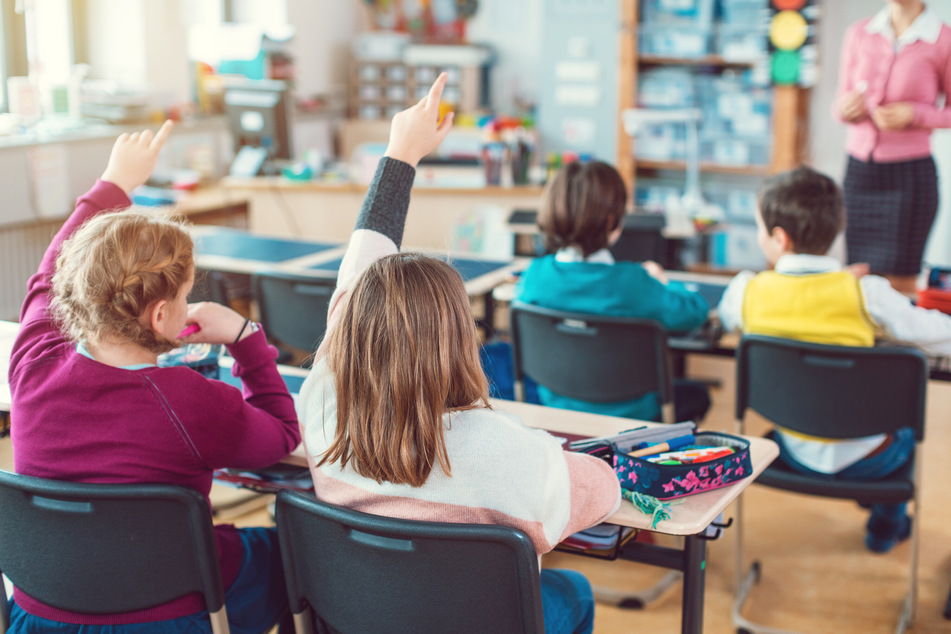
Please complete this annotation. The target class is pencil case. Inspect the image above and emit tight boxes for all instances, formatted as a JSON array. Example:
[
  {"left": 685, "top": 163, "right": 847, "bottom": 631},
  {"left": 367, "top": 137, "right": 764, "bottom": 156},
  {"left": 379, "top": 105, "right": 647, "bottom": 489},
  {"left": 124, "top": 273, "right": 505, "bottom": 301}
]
[{"left": 580, "top": 431, "right": 753, "bottom": 500}]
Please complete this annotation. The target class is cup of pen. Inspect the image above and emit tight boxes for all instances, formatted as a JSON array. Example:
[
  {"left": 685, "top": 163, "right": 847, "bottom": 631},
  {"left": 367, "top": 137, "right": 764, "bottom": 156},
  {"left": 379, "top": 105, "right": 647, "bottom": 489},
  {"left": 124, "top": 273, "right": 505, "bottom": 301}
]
[{"left": 481, "top": 142, "right": 507, "bottom": 186}]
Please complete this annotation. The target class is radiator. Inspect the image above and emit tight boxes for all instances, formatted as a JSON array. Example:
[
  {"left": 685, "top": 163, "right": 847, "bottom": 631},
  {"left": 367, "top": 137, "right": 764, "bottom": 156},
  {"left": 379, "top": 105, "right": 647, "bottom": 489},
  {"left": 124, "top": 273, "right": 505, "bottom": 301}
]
[{"left": 0, "top": 220, "right": 62, "bottom": 321}]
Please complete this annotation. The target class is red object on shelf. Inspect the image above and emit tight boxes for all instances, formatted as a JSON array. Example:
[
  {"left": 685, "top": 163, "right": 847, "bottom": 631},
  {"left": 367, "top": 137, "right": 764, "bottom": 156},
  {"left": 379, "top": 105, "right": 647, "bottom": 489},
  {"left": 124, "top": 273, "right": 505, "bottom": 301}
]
[{"left": 917, "top": 288, "right": 951, "bottom": 315}]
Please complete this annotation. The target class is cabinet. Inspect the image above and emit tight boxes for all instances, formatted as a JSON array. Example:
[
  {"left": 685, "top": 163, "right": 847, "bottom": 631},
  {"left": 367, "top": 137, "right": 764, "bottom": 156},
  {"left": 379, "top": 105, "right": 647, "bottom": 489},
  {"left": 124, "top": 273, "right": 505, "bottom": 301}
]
[{"left": 616, "top": 0, "right": 810, "bottom": 194}]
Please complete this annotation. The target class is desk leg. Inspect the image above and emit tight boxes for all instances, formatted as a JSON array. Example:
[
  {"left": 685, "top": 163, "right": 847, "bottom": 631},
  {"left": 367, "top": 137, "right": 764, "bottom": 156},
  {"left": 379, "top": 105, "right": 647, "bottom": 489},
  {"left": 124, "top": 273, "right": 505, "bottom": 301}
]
[
  {"left": 681, "top": 535, "right": 707, "bottom": 634},
  {"left": 480, "top": 291, "right": 496, "bottom": 339}
]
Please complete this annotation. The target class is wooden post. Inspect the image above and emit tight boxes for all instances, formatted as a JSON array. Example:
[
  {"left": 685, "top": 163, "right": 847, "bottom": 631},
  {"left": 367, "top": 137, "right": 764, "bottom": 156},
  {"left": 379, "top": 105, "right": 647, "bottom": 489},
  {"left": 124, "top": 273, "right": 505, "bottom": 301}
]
[
  {"left": 770, "top": 84, "right": 811, "bottom": 173},
  {"left": 617, "top": 0, "right": 639, "bottom": 198}
]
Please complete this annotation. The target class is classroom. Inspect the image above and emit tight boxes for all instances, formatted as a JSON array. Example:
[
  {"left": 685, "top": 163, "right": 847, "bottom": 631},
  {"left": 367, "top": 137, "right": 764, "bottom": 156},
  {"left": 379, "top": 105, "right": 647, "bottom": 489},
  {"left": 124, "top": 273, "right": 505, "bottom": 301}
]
[{"left": 1, "top": 1, "right": 951, "bottom": 633}]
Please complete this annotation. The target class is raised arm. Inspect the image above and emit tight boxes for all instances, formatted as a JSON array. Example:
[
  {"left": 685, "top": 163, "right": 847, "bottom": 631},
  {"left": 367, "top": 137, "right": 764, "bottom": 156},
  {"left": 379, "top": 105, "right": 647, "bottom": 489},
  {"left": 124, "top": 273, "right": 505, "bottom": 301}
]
[
  {"left": 14, "top": 120, "right": 174, "bottom": 371},
  {"left": 314, "top": 73, "right": 453, "bottom": 360}
]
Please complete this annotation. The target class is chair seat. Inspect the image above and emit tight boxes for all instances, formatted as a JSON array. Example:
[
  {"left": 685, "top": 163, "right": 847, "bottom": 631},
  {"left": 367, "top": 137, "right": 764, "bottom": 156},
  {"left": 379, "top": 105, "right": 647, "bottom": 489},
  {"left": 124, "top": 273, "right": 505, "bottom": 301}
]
[{"left": 756, "top": 454, "right": 915, "bottom": 506}]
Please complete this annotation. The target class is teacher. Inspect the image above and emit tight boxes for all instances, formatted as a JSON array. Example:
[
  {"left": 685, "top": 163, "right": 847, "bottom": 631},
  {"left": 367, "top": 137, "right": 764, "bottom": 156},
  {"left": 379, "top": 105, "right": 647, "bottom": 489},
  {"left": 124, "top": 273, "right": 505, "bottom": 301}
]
[{"left": 834, "top": 0, "right": 951, "bottom": 294}]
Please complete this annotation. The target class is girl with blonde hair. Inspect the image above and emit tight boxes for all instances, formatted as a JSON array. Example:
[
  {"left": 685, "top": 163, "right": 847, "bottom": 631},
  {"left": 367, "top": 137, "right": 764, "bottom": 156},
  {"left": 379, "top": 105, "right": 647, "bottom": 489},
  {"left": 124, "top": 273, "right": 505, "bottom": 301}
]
[
  {"left": 299, "top": 74, "right": 621, "bottom": 634},
  {"left": 9, "top": 122, "right": 299, "bottom": 633}
]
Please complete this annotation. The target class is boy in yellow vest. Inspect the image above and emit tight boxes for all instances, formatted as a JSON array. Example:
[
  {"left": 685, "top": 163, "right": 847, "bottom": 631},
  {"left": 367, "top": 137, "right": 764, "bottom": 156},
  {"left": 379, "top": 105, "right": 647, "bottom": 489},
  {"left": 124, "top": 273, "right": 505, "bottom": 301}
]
[{"left": 718, "top": 166, "right": 951, "bottom": 553}]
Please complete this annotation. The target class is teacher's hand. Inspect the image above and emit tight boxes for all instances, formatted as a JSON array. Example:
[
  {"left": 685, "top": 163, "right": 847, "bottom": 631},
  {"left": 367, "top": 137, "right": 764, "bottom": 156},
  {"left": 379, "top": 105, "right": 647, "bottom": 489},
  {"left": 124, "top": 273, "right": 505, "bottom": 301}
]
[
  {"left": 839, "top": 90, "right": 868, "bottom": 123},
  {"left": 872, "top": 103, "right": 915, "bottom": 131}
]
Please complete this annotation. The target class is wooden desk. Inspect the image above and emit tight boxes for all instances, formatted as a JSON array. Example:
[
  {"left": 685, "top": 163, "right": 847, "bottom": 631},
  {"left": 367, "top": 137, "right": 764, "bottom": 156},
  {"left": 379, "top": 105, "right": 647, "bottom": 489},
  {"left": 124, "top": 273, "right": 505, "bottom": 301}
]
[
  {"left": 222, "top": 177, "right": 543, "bottom": 251},
  {"left": 284, "top": 396, "right": 778, "bottom": 634}
]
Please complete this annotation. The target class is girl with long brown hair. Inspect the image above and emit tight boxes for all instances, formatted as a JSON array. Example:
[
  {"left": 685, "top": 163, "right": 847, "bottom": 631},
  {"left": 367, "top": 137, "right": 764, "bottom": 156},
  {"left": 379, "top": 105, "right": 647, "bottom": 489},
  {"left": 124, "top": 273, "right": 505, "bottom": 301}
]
[{"left": 298, "top": 74, "right": 621, "bottom": 634}]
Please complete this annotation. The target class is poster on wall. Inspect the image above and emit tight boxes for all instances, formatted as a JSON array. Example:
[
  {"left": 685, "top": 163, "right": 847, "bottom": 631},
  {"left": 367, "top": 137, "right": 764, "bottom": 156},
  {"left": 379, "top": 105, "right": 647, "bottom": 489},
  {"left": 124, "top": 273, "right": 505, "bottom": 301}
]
[{"left": 767, "top": 0, "right": 819, "bottom": 87}]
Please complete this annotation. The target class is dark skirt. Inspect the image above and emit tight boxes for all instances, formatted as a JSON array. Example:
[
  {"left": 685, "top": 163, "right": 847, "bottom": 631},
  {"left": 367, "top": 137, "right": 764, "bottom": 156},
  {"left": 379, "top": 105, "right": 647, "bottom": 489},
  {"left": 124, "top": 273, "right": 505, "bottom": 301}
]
[{"left": 843, "top": 155, "right": 939, "bottom": 276}]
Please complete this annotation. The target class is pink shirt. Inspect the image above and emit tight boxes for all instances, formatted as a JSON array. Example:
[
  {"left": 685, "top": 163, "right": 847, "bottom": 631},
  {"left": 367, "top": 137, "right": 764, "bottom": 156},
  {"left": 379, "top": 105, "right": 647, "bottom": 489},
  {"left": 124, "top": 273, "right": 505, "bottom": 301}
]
[{"left": 834, "top": 7, "right": 951, "bottom": 163}]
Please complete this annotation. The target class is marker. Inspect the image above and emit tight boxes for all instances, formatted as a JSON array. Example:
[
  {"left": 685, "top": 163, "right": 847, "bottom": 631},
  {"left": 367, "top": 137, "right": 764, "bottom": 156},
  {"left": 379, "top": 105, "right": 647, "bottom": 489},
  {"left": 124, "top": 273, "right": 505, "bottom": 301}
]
[
  {"left": 177, "top": 323, "right": 201, "bottom": 339},
  {"left": 688, "top": 449, "right": 735, "bottom": 464},
  {"left": 628, "top": 434, "right": 696, "bottom": 458}
]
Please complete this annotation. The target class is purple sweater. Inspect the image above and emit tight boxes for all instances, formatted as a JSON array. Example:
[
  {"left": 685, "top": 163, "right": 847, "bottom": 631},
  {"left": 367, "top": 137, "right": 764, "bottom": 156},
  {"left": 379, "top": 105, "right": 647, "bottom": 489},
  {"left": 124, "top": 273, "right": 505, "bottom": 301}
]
[{"left": 9, "top": 180, "right": 301, "bottom": 624}]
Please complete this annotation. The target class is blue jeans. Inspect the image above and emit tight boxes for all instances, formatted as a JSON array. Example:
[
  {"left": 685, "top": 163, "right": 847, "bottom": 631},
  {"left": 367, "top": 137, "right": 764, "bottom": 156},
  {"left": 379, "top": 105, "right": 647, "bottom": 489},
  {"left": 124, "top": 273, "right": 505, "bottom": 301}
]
[
  {"left": 6, "top": 527, "right": 290, "bottom": 634},
  {"left": 773, "top": 427, "right": 915, "bottom": 525},
  {"left": 540, "top": 569, "right": 595, "bottom": 634}
]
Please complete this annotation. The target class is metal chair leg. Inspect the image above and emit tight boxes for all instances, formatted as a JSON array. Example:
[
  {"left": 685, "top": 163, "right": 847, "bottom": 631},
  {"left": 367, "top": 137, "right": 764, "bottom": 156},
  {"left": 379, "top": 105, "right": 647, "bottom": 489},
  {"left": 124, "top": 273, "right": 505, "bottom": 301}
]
[{"left": 592, "top": 571, "right": 682, "bottom": 609}]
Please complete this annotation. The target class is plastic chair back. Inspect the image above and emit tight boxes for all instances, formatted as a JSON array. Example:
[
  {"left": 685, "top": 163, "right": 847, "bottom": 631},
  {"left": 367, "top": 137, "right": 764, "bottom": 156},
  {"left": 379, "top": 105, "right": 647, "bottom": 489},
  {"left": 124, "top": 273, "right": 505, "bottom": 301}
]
[
  {"left": 736, "top": 335, "right": 927, "bottom": 441},
  {"left": 0, "top": 470, "right": 228, "bottom": 634},
  {"left": 275, "top": 490, "right": 544, "bottom": 634},
  {"left": 510, "top": 300, "right": 674, "bottom": 408},
  {"left": 252, "top": 271, "right": 334, "bottom": 353}
]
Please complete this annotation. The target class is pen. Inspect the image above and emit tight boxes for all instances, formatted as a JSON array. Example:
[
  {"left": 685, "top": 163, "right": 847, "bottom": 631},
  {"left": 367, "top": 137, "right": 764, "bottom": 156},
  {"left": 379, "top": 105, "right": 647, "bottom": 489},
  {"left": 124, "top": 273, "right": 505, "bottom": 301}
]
[
  {"left": 636, "top": 434, "right": 695, "bottom": 451},
  {"left": 628, "top": 434, "right": 696, "bottom": 458}
]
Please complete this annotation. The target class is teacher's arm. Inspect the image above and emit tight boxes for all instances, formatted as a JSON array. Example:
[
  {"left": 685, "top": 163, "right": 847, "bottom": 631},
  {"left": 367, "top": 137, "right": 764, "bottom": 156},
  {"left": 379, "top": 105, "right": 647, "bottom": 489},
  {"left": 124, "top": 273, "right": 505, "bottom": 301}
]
[
  {"left": 833, "top": 23, "right": 868, "bottom": 124},
  {"left": 905, "top": 41, "right": 951, "bottom": 131}
]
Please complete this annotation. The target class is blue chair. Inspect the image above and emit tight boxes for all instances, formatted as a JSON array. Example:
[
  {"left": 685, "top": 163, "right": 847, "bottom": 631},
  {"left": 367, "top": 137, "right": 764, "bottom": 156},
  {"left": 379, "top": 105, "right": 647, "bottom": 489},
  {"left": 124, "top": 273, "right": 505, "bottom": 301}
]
[
  {"left": 732, "top": 335, "right": 927, "bottom": 634},
  {"left": 509, "top": 300, "right": 676, "bottom": 423},
  {"left": 274, "top": 489, "right": 544, "bottom": 634},
  {"left": 251, "top": 271, "right": 335, "bottom": 362},
  {"left": 0, "top": 470, "right": 229, "bottom": 634}
]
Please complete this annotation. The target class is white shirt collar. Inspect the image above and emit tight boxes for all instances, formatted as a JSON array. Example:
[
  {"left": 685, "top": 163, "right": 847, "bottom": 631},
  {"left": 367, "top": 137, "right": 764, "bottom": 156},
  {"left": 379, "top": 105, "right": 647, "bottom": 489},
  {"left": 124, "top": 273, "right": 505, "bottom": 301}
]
[
  {"left": 865, "top": 4, "right": 943, "bottom": 48},
  {"left": 773, "top": 253, "right": 842, "bottom": 275},
  {"left": 554, "top": 246, "right": 615, "bottom": 265}
]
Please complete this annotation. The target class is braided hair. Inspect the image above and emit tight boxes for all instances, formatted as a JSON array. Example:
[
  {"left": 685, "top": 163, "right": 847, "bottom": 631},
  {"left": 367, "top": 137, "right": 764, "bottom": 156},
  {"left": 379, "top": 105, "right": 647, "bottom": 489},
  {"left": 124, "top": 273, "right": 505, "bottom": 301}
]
[{"left": 52, "top": 208, "right": 194, "bottom": 353}]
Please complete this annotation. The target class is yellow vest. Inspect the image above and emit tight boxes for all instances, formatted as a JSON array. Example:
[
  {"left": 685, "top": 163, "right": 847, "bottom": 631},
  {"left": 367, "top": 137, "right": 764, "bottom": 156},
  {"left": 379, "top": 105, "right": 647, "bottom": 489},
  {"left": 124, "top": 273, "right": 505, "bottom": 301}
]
[{"left": 742, "top": 270, "right": 877, "bottom": 347}]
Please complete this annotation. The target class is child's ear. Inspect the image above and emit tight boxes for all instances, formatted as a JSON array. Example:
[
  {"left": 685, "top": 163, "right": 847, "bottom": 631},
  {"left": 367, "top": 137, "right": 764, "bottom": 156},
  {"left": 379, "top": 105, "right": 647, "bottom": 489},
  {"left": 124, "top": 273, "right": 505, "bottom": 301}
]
[
  {"left": 607, "top": 223, "right": 624, "bottom": 247},
  {"left": 771, "top": 226, "right": 793, "bottom": 252},
  {"left": 148, "top": 299, "right": 169, "bottom": 336}
]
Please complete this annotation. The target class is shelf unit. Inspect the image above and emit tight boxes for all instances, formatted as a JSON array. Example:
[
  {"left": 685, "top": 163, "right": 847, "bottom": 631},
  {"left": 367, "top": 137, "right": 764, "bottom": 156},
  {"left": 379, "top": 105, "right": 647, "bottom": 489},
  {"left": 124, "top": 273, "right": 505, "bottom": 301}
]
[{"left": 616, "top": 0, "right": 811, "bottom": 194}]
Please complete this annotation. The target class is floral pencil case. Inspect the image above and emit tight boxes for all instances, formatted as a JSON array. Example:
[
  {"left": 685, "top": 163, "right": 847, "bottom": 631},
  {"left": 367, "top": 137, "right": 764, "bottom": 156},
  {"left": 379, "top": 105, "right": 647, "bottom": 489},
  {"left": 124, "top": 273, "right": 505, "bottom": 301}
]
[{"left": 580, "top": 431, "right": 753, "bottom": 501}]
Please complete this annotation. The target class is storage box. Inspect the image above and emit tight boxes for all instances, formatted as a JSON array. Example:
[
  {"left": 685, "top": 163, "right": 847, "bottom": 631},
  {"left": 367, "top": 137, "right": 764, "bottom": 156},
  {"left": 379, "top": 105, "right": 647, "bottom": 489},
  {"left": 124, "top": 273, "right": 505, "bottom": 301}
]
[{"left": 639, "top": 25, "right": 712, "bottom": 58}]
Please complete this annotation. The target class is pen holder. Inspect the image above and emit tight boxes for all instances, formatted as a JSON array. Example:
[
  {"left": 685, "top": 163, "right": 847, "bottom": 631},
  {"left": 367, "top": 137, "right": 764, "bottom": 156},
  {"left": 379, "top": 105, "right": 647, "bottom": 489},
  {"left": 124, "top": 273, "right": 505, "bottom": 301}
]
[
  {"left": 481, "top": 142, "right": 507, "bottom": 186},
  {"left": 581, "top": 431, "right": 752, "bottom": 500}
]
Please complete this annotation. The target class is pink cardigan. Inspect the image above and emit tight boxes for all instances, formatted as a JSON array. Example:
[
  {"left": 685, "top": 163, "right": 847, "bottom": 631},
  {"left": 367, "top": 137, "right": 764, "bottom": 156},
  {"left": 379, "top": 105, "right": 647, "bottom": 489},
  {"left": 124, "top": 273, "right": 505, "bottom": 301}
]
[{"left": 834, "top": 14, "right": 951, "bottom": 163}]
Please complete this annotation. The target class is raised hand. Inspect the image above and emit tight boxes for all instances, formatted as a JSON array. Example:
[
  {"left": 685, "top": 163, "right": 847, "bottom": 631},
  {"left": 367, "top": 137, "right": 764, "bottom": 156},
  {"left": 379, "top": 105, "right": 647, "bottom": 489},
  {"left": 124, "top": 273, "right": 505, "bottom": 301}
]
[
  {"left": 101, "top": 120, "right": 175, "bottom": 196},
  {"left": 384, "top": 72, "right": 454, "bottom": 167}
]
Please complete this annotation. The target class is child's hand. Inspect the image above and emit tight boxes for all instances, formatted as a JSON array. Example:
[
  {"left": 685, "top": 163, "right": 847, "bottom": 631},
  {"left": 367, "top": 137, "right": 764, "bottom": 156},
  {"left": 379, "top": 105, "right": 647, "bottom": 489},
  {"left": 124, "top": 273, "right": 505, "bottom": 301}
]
[
  {"left": 846, "top": 262, "right": 870, "bottom": 279},
  {"left": 384, "top": 72, "right": 454, "bottom": 167},
  {"left": 642, "top": 260, "right": 669, "bottom": 285},
  {"left": 181, "top": 302, "right": 255, "bottom": 345},
  {"left": 101, "top": 120, "right": 174, "bottom": 196}
]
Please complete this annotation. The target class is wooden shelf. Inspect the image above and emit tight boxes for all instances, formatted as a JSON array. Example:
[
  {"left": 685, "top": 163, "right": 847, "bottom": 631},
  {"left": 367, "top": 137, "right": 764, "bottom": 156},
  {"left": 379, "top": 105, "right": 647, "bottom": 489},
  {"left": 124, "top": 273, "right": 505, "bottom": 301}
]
[
  {"left": 639, "top": 55, "right": 756, "bottom": 68},
  {"left": 635, "top": 160, "right": 771, "bottom": 176}
]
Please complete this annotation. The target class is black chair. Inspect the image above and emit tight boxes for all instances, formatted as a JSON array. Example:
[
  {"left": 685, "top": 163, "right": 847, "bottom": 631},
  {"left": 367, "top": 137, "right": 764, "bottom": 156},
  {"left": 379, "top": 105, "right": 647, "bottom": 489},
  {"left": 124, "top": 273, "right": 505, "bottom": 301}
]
[
  {"left": 0, "top": 470, "right": 229, "bottom": 634},
  {"left": 509, "top": 300, "right": 676, "bottom": 423},
  {"left": 189, "top": 268, "right": 231, "bottom": 305},
  {"left": 610, "top": 212, "right": 672, "bottom": 269},
  {"left": 732, "top": 335, "right": 927, "bottom": 634},
  {"left": 251, "top": 271, "right": 335, "bottom": 360},
  {"left": 274, "top": 489, "right": 545, "bottom": 634}
]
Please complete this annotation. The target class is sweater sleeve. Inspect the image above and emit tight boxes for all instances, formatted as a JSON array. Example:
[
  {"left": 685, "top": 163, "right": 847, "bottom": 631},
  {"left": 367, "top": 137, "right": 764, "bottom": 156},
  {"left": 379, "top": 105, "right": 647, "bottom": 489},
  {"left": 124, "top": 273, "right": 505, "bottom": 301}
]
[
  {"left": 172, "top": 328, "right": 301, "bottom": 469},
  {"left": 648, "top": 278, "right": 709, "bottom": 333},
  {"left": 314, "top": 157, "right": 416, "bottom": 361},
  {"left": 832, "top": 22, "right": 864, "bottom": 124},
  {"left": 11, "top": 180, "right": 131, "bottom": 376},
  {"left": 911, "top": 28, "right": 951, "bottom": 130},
  {"left": 556, "top": 452, "right": 621, "bottom": 544}
]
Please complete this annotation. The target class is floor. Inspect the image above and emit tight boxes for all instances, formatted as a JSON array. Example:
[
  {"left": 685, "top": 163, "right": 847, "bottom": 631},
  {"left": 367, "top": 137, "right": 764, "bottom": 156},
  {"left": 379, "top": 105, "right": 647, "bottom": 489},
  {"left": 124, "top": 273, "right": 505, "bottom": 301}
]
[{"left": 3, "top": 354, "right": 950, "bottom": 633}]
